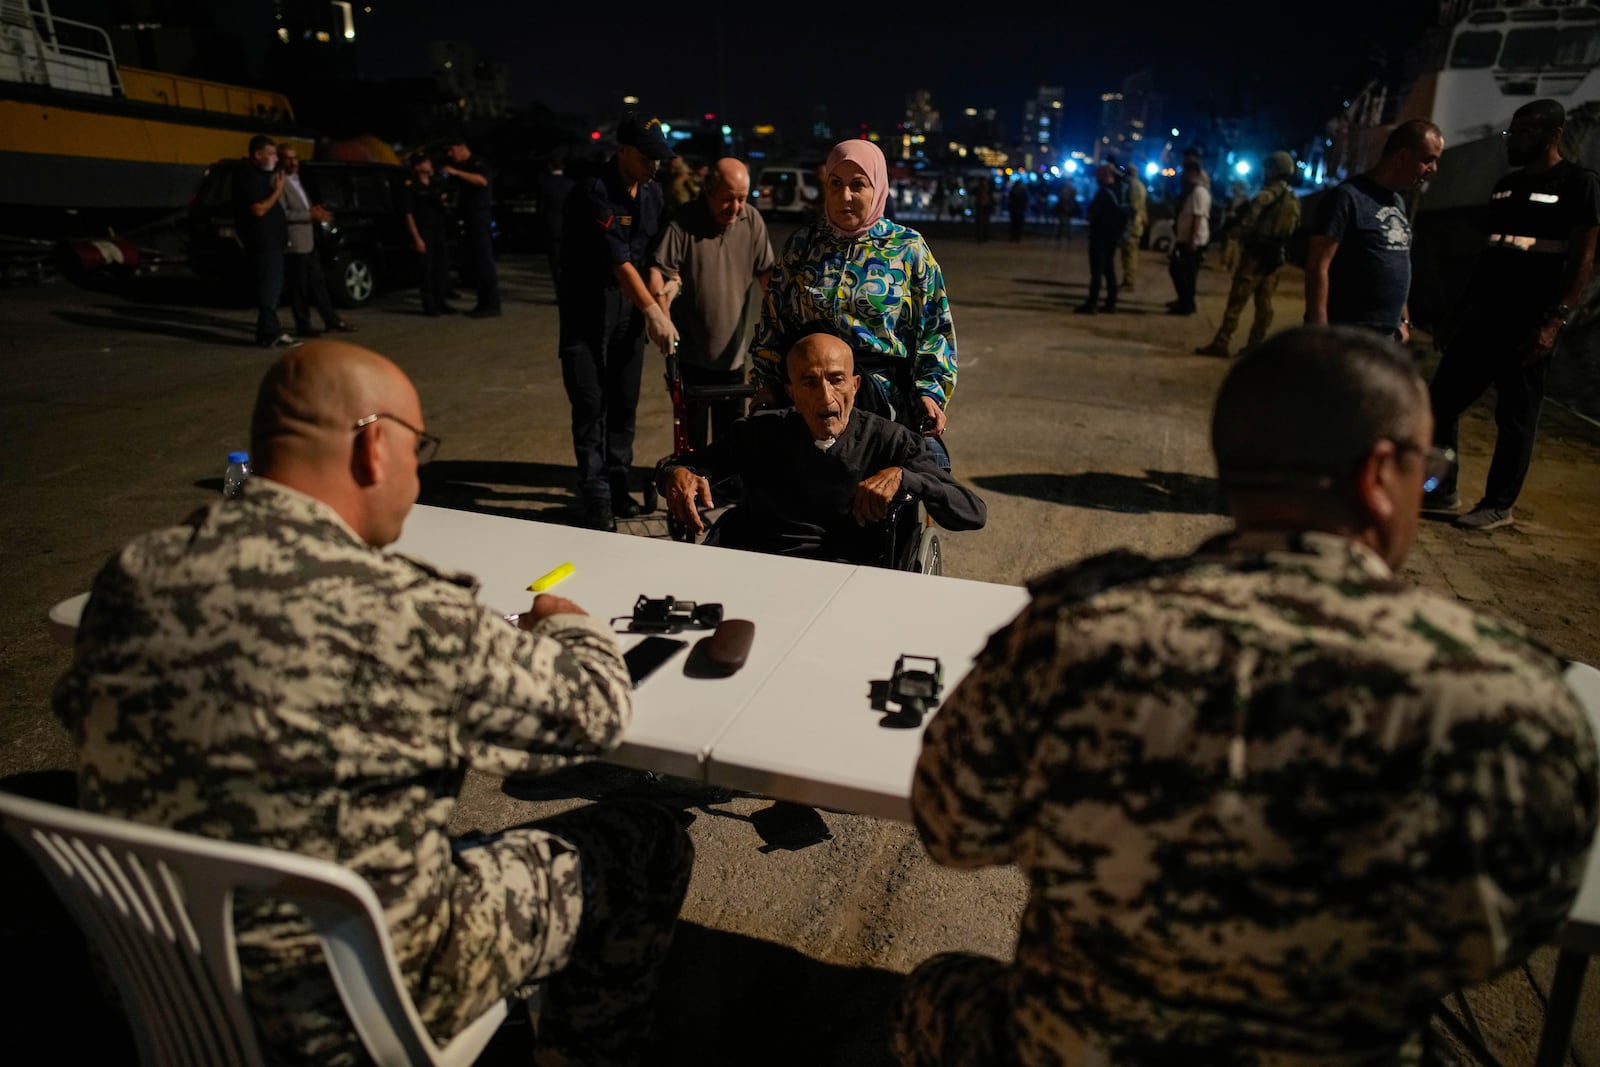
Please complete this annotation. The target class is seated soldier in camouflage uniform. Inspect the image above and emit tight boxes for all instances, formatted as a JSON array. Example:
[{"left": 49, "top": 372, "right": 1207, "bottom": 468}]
[
  {"left": 895, "top": 326, "right": 1598, "bottom": 1067},
  {"left": 53, "top": 340, "right": 693, "bottom": 1067}
]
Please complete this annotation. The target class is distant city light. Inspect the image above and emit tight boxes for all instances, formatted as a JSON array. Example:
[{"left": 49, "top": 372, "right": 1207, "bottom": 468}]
[
  {"left": 1144, "top": 162, "right": 1159, "bottom": 178},
  {"left": 623, "top": 95, "right": 639, "bottom": 105},
  {"left": 1062, "top": 159, "right": 1078, "bottom": 174},
  {"left": 1234, "top": 161, "right": 1251, "bottom": 177},
  {"left": 1049, "top": 166, "right": 1060, "bottom": 177},
  {"left": 660, "top": 123, "right": 672, "bottom": 134},
  {"left": 720, "top": 124, "right": 732, "bottom": 136},
  {"left": 590, "top": 130, "right": 601, "bottom": 141},
  {"left": 1170, "top": 128, "right": 1180, "bottom": 137}
]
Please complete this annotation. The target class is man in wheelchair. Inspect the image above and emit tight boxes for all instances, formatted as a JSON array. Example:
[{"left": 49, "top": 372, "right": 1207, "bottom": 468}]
[{"left": 655, "top": 329, "right": 985, "bottom": 564}]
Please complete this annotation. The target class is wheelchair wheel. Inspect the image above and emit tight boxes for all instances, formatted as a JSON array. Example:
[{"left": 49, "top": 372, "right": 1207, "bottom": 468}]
[
  {"left": 916, "top": 528, "right": 942, "bottom": 576},
  {"left": 667, "top": 516, "right": 696, "bottom": 543}
]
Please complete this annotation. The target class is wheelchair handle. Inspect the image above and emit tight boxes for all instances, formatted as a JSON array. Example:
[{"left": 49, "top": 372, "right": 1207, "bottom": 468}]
[{"left": 683, "top": 384, "right": 758, "bottom": 401}]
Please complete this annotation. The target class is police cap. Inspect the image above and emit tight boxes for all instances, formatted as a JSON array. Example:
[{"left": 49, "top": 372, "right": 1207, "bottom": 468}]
[
  {"left": 617, "top": 113, "right": 674, "bottom": 162},
  {"left": 1265, "top": 151, "right": 1295, "bottom": 178}
]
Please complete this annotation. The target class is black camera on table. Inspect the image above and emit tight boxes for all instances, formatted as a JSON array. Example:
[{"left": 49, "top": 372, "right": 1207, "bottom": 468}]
[
  {"left": 883, "top": 654, "right": 943, "bottom": 727},
  {"left": 628, "top": 595, "right": 724, "bottom": 634}
]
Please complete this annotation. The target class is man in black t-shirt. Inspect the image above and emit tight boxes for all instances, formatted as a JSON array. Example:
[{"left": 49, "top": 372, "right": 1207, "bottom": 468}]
[
  {"left": 233, "top": 135, "right": 294, "bottom": 348},
  {"left": 1305, "top": 119, "right": 1442, "bottom": 339},
  {"left": 1426, "top": 99, "right": 1600, "bottom": 531}
]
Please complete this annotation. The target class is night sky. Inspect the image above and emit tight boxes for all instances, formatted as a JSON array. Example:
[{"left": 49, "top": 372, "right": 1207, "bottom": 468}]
[{"left": 56, "top": 1, "right": 1441, "bottom": 147}]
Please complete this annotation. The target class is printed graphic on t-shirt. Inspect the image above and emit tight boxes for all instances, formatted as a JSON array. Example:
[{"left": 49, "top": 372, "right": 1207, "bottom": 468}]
[{"left": 1377, "top": 206, "right": 1411, "bottom": 250}]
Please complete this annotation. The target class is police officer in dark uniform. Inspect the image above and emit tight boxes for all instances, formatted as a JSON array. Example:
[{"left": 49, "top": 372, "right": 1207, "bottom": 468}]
[
  {"left": 403, "top": 150, "right": 456, "bottom": 316},
  {"left": 442, "top": 138, "right": 501, "bottom": 317},
  {"left": 557, "top": 113, "right": 678, "bottom": 532},
  {"left": 1427, "top": 98, "right": 1600, "bottom": 532}
]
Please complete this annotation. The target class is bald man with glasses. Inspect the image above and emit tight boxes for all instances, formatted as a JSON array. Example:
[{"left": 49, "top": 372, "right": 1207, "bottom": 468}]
[{"left": 54, "top": 340, "right": 693, "bottom": 1065}]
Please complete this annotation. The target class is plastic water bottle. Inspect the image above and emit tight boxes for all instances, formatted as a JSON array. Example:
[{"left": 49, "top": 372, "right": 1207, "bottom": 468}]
[{"left": 223, "top": 451, "right": 251, "bottom": 498}]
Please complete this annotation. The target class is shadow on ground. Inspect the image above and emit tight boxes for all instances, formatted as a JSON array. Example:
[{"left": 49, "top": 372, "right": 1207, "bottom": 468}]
[
  {"left": 974, "top": 470, "right": 1226, "bottom": 516},
  {"left": 480, "top": 921, "right": 903, "bottom": 1067},
  {"left": 419, "top": 460, "right": 661, "bottom": 525},
  {"left": 53, "top": 307, "right": 252, "bottom": 346}
]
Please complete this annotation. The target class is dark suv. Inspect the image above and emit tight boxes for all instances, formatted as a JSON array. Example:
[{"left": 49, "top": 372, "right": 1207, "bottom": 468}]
[{"left": 186, "top": 158, "right": 428, "bottom": 307}]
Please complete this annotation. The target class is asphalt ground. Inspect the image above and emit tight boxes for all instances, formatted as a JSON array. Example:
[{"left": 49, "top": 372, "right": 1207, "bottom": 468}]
[{"left": 2, "top": 218, "right": 1597, "bottom": 1065}]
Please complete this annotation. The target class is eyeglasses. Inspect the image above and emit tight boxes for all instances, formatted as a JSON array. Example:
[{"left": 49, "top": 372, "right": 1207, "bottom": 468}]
[
  {"left": 352, "top": 412, "right": 441, "bottom": 465},
  {"left": 1221, "top": 441, "right": 1457, "bottom": 494},
  {"left": 1391, "top": 440, "right": 1456, "bottom": 493}
]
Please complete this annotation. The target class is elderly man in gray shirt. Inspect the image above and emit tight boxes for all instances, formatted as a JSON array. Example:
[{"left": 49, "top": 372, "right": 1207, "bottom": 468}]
[{"left": 651, "top": 158, "right": 775, "bottom": 449}]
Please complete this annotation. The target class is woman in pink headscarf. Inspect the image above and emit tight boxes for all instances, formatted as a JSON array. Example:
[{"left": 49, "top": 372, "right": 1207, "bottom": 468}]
[{"left": 749, "top": 138, "right": 958, "bottom": 456}]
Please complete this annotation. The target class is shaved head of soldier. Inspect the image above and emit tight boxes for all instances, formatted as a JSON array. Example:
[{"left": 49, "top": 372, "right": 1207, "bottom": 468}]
[
  {"left": 704, "top": 158, "right": 751, "bottom": 230},
  {"left": 1211, "top": 326, "right": 1434, "bottom": 567},
  {"left": 250, "top": 340, "right": 431, "bottom": 547}
]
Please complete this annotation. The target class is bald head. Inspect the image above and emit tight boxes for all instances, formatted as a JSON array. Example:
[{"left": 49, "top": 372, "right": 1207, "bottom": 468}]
[
  {"left": 784, "top": 331, "right": 858, "bottom": 440},
  {"left": 249, "top": 341, "right": 426, "bottom": 546},
  {"left": 704, "top": 157, "right": 751, "bottom": 229},
  {"left": 250, "top": 341, "right": 415, "bottom": 468}
]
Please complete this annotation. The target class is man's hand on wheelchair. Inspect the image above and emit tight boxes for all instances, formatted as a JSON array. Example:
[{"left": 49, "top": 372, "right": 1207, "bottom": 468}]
[
  {"left": 854, "top": 467, "right": 904, "bottom": 525},
  {"left": 665, "top": 467, "right": 715, "bottom": 534},
  {"left": 919, "top": 395, "right": 946, "bottom": 437}
]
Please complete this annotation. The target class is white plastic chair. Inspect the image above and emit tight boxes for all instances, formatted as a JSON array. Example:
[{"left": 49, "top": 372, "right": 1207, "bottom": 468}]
[{"left": 0, "top": 790, "right": 507, "bottom": 1066}]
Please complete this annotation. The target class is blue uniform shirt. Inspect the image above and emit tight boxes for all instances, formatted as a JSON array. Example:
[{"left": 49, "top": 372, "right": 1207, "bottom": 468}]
[{"left": 560, "top": 158, "right": 664, "bottom": 294}]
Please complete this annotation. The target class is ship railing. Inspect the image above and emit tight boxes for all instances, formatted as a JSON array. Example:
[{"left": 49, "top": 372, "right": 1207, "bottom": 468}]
[{"left": 0, "top": 0, "right": 122, "bottom": 97}]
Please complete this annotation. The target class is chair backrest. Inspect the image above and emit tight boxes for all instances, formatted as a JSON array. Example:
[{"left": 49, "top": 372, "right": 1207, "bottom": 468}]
[{"left": 0, "top": 790, "right": 504, "bottom": 1067}]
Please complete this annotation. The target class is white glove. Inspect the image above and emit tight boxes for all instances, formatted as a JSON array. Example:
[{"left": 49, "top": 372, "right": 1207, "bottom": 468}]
[
  {"left": 644, "top": 304, "right": 679, "bottom": 355},
  {"left": 659, "top": 275, "right": 682, "bottom": 305}
]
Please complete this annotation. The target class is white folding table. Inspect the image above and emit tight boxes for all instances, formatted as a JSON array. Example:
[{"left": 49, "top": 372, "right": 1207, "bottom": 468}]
[
  {"left": 390, "top": 504, "right": 859, "bottom": 782},
  {"left": 705, "top": 564, "right": 1029, "bottom": 821}
]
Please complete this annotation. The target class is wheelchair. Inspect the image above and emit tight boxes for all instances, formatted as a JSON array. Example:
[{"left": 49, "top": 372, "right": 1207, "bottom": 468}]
[{"left": 653, "top": 348, "right": 945, "bottom": 574}]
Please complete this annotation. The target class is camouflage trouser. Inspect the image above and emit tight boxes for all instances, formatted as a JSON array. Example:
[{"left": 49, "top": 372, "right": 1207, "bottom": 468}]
[
  {"left": 1213, "top": 261, "right": 1281, "bottom": 348},
  {"left": 517, "top": 800, "right": 694, "bottom": 1067},
  {"left": 891, "top": 951, "right": 1011, "bottom": 1067},
  {"left": 245, "top": 799, "right": 693, "bottom": 1067},
  {"left": 1120, "top": 226, "right": 1146, "bottom": 287}
]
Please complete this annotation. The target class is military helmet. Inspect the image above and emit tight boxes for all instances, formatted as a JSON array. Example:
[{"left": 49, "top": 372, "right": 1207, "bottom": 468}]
[{"left": 1265, "top": 151, "right": 1296, "bottom": 179}]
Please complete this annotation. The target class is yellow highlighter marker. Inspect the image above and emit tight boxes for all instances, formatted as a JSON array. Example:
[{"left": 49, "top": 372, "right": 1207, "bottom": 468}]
[{"left": 528, "top": 562, "right": 575, "bottom": 593}]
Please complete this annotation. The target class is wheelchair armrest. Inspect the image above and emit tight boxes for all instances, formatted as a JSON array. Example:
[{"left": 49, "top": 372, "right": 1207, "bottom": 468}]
[{"left": 682, "top": 383, "right": 757, "bottom": 401}]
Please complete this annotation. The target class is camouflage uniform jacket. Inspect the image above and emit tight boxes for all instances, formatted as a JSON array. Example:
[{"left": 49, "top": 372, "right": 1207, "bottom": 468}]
[
  {"left": 912, "top": 529, "right": 1598, "bottom": 1066},
  {"left": 53, "top": 477, "right": 633, "bottom": 1059}
]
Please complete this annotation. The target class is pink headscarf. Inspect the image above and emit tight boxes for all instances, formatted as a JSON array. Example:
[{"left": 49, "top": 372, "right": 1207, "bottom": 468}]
[{"left": 823, "top": 138, "right": 889, "bottom": 239}]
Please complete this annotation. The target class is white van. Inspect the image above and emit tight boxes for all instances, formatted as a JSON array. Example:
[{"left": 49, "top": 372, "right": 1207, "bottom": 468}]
[{"left": 752, "top": 166, "right": 821, "bottom": 216}]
